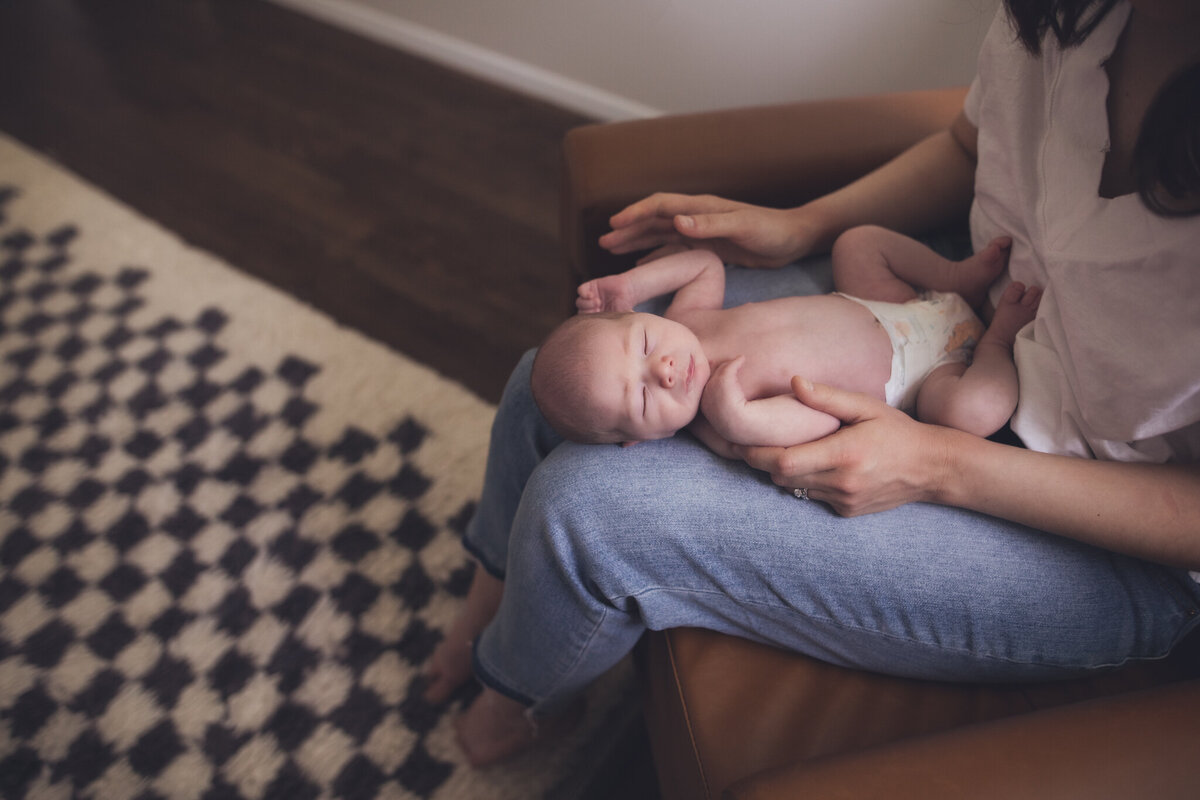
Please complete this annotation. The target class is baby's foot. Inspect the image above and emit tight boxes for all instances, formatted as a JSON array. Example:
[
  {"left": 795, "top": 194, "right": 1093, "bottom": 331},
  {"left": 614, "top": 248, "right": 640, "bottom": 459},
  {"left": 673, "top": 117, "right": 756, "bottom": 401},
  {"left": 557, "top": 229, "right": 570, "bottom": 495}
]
[
  {"left": 953, "top": 236, "right": 1012, "bottom": 307},
  {"left": 423, "top": 565, "right": 504, "bottom": 705},
  {"left": 454, "top": 687, "right": 584, "bottom": 767},
  {"left": 980, "top": 281, "right": 1041, "bottom": 350},
  {"left": 576, "top": 273, "right": 635, "bottom": 313}
]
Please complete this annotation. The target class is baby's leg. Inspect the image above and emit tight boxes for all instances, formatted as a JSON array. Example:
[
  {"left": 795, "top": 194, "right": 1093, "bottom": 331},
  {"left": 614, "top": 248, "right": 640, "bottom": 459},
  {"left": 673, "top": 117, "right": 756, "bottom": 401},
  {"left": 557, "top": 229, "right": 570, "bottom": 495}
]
[
  {"left": 915, "top": 283, "right": 1041, "bottom": 438},
  {"left": 833, "top": 225, "right": 1010, "bottom": 307}
]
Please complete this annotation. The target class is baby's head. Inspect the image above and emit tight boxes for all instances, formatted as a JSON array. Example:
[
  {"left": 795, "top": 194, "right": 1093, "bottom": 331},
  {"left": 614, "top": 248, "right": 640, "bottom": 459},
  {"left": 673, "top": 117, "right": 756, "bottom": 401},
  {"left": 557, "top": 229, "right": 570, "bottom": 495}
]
[{"left": 531, "top": 311, "right": 710, "bottom": 445}]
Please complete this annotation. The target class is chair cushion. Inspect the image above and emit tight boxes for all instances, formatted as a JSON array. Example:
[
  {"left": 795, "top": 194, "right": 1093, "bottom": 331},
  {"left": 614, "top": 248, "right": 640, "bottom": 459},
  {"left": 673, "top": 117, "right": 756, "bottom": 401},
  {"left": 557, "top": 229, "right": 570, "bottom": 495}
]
[{"left": 640, "top": 627, "right": 1200, "bottom": 800}]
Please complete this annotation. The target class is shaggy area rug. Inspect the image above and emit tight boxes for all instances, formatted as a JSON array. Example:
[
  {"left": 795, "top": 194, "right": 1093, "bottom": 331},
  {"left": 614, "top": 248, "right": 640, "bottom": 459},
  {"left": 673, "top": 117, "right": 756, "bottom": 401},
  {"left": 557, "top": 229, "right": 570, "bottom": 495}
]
[{"left": 0, "top": 132, "right": 636, "bottom": 800}]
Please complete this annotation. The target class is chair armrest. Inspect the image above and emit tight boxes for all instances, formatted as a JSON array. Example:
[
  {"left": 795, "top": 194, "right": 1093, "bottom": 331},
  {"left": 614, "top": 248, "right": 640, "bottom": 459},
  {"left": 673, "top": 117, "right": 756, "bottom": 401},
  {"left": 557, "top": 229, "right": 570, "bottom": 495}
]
[
  {"left": 561, "top": 87, "right": 967, "bottom": 285},
  {"left": 724, "top": 678, "right": 1200, "bottom": 800}
]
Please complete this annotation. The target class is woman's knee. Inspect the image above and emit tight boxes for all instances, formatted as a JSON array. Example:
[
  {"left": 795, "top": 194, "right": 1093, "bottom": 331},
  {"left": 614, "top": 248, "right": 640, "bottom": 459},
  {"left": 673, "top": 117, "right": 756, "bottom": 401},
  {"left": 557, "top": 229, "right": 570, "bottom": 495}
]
[
  {"left": 515, "top": 442, "right": 631, "bottom": 554},
  {"left": 511, "top": 436, "right": 744, "bottom": 570}
]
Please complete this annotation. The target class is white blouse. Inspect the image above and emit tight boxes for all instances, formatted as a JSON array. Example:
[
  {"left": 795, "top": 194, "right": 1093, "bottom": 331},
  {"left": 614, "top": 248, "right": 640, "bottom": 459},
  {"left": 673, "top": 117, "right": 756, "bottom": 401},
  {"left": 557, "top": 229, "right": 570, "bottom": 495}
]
[{"left": 964, "top": 1, "right": 1200, "bottom": 463}]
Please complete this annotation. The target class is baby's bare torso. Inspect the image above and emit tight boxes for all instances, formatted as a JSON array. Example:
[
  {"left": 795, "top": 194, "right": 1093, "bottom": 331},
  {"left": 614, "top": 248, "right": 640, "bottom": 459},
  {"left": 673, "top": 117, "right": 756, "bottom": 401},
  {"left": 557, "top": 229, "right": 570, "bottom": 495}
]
[{"left": 676, "top": 294, "right": 893, "bottom": 401}]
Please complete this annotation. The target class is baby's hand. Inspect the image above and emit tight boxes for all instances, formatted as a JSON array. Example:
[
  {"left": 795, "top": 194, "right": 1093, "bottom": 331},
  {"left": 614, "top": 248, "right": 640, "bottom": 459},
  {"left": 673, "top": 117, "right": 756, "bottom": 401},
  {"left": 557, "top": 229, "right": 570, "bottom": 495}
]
[
  {"left": 576, "top": 274, "right": 636, "bottom": 313},
  {"left": 700, "top": 356, "right": 749, "bottom": 428}
]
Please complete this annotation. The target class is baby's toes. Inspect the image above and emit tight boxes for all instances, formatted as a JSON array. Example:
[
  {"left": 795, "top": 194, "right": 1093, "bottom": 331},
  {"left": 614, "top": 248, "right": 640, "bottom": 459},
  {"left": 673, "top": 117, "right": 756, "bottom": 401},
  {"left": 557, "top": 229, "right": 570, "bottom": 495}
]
[
  {"left": 1020, "top": 285, "right": 1043, "bottom": 311},
  {"left": 997, "top": 280, "right": 1026, "bottom": 306}
]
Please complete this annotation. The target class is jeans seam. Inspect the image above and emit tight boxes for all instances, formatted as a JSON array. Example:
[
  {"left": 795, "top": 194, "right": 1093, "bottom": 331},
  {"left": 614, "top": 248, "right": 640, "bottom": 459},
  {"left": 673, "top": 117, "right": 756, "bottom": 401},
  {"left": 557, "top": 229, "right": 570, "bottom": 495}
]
[{"left": 544, "top": 603, "right": 611, "bottom": 706}]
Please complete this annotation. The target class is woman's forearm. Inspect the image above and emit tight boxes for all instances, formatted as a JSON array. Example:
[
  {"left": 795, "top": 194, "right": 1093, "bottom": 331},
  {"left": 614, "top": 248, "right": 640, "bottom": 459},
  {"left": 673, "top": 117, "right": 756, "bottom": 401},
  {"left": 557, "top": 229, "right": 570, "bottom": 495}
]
[
  {"left": 935, "top": 428, "right": 1200, "bottom": 569},
  {"left": 797, "top": 113, "right": 979, "bottom": 254}
]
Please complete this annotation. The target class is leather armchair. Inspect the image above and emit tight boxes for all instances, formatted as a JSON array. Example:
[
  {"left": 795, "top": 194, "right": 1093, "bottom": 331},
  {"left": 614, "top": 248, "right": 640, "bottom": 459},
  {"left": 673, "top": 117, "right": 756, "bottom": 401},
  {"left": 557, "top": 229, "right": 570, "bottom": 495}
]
[{"left": 560, "top": 88, "right": 1200, "bottom": 799}]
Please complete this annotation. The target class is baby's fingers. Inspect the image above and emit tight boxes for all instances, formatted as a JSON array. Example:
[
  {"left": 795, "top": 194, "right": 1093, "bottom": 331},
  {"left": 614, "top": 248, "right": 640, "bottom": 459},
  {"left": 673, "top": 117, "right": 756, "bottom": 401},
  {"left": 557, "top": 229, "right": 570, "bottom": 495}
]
[
  {"left": 712, "top": 355, "right": 745, "bottom": 379},
  {"left": 575, "top": 281, "right": 602, "bottom": 313}
]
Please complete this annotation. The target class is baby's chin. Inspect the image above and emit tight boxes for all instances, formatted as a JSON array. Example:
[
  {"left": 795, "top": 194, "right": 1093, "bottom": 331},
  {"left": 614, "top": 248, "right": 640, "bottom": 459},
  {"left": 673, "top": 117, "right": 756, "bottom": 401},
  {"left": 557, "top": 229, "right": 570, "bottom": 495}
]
[{"left": 690, "top": 375, "right": 710, "bottom": 409}]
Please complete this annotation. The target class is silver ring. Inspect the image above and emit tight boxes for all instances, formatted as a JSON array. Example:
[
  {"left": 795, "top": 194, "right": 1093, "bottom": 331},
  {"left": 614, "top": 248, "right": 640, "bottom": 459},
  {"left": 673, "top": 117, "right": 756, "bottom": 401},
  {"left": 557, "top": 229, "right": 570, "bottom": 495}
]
[{"left": 793, "top": 487, "right": 809, "bottom": 501}]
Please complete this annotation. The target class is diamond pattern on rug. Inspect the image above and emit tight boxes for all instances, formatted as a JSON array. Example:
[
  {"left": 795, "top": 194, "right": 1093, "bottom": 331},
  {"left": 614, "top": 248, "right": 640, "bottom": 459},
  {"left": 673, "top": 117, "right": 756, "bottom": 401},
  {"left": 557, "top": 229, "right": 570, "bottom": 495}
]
[{"left": 0, "top": 185, "right": 481, "bottom": 800}]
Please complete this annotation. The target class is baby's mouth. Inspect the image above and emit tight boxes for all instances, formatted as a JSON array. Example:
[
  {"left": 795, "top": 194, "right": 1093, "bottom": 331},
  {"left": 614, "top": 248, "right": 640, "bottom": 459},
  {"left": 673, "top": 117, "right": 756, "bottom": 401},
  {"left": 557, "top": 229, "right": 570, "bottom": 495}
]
[{"left": 685, "top": 355, "right": 695, "bottom": 393}]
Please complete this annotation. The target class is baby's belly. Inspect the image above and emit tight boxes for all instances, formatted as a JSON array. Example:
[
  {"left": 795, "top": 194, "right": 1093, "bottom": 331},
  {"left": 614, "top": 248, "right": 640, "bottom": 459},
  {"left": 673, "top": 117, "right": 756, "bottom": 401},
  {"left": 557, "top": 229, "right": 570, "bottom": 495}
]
[{"left": 742, "top": 295, "right": 893, "bottom": 400}]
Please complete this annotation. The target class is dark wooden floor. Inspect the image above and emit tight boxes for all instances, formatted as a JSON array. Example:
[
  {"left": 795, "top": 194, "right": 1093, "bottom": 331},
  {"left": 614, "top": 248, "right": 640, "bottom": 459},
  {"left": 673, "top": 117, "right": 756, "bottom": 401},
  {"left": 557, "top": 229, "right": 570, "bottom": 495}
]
[{"left": 0, "top": 0, "right": 589, "bottom": 404}]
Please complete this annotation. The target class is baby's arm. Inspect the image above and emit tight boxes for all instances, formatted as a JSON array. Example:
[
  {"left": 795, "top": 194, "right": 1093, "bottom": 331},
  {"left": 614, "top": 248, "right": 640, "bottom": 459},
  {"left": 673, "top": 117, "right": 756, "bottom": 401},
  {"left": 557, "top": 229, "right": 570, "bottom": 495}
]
[
  {"left": 700, "top": 357, "right": 841, "bottom": 447},
  {"left": 686, "top": 416, "right": 741, "bottom": 460},
  {"left": 577, "top": 249, "right": 725, "bottom": 315}
]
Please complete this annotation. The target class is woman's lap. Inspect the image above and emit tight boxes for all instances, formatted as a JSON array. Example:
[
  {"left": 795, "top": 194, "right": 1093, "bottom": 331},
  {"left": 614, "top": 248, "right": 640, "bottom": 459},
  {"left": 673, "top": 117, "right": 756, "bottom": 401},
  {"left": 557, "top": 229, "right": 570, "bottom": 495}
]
[
  {"left": 470, "top": 427, "right": 1199, "bottom": 713},
  {"left": 464, "top": 259, "right": 1200, "bottom": 715}
]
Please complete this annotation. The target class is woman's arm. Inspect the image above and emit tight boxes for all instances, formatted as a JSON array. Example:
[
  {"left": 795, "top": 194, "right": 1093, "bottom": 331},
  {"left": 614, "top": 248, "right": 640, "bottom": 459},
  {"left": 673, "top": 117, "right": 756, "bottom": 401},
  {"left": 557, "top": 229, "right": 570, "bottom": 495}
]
[
  {"left": 800, "top": 111, "right": 980, "bottom": 253},
  {"left": 938, "top": 429, "right": 1200, "bottom": 569},
  {"left": 737, "top": 378, "right": 1200, "bottom": 569},
  {"left": 600, "top": 111, "right": 980, "bottom": 268}
]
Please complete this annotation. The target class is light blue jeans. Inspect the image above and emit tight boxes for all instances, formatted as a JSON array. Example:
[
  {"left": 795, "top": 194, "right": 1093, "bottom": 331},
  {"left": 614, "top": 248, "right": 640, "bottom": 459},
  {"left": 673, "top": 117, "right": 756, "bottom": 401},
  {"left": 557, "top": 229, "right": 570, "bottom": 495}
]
[{"left": 465, "top": 255, "right": 1200, "bottom": 716}]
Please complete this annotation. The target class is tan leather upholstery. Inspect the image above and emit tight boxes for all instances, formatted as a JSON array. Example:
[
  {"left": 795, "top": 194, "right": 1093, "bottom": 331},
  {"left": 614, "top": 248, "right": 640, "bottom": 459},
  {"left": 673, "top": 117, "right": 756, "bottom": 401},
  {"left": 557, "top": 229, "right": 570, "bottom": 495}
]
[
  {"left": 643, "top": 629, "right": 1199, "bottom": 799},
  {"left": 561, "top": 88, "right": 1200, "bottom": 799}
]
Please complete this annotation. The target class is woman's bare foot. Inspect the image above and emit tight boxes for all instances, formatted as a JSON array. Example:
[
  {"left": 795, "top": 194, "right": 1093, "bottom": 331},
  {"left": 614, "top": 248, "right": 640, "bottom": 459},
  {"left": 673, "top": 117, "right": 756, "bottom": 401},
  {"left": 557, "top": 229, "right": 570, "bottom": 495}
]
[
  {"left": 980, "top": 280, "right": 1041, "bottom": 348},
  {"left": 952, "top": 236, "right": 1012, "bottom": 307},
  {"left": 423, "top": 562, "right": 504, "bottom": 704},
  {"left": 455, "top": 687, "right": 584, "bottom": 767}
]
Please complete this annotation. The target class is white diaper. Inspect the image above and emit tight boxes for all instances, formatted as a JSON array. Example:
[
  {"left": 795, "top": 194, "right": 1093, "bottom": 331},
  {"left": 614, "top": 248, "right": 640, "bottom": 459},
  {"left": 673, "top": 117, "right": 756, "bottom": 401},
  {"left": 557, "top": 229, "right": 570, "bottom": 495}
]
[{"left": 837, "top": 291, "right": 985, "bottom": 413}]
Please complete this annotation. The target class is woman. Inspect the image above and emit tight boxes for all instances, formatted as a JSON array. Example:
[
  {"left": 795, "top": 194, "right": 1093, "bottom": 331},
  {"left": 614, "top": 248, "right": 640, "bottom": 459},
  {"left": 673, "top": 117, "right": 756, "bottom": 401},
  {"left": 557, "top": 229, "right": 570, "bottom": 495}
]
[{"left": 427, "top": 0, "right": 1200, "bottom": 765}]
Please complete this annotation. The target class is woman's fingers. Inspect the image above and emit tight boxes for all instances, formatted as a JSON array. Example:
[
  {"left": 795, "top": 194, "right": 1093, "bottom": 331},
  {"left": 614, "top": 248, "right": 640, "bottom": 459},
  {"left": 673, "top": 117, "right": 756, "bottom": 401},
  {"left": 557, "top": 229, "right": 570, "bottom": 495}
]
[
  {"left": 735, "top": 379, "right": 898, "bottom": 489},
  {"left": 609, "top": 193, "right": 733, "bottom": 228},
  {"left": 603, "top": 194, "right": 813, "bottom": 269},
  {"left": 599, "top": 220, "right": 681, "bottom": 254},
  {"left": 737, "top": 442, "right": 820, "bottom": 487},
  {"left": 789, "top": 377, "right": 882, "bottom": 425},
  {"left": 602, "top": 194, "right": 745, "bottom": 253}
]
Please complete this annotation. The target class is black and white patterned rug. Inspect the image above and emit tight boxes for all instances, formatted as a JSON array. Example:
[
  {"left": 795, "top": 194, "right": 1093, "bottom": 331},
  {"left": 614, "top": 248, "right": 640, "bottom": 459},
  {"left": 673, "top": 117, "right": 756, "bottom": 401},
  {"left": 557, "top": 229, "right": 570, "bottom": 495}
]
[{"left": 0, "top": 133, "right": 636, "bottom": 800}]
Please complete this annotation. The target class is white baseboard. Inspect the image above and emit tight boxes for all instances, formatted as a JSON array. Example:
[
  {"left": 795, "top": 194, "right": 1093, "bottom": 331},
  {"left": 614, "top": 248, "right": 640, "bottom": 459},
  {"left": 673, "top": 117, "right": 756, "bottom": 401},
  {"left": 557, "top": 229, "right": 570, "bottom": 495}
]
[{"left": 265, "top": 0, "right": 660, "bottom": 121}]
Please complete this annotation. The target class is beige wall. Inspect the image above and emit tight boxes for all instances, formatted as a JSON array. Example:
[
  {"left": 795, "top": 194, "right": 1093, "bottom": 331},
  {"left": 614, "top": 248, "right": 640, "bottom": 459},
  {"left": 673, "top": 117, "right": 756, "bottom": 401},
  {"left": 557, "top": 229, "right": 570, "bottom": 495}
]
[{"left": 270, "top": 0, "right": 1000, "bottom": 119}]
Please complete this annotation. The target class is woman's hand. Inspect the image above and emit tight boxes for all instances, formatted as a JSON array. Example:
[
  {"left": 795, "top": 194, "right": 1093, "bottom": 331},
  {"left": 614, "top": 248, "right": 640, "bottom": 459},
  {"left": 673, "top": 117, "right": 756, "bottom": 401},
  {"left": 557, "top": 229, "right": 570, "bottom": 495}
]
[
  {"left": 598, "top": 193, "right": 826, "bottom": 269},
  {"left": 735, "top": 377, "right": 951, "bottom": 516}
]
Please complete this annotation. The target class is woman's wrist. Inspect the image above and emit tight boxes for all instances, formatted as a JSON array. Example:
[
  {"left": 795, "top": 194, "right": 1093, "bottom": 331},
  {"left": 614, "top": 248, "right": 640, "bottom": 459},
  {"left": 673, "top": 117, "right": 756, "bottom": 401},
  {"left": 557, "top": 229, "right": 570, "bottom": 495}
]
[
  {"left": 924, "top": 428, "right": 1041, "bottom": 519},
  {"left": 785, "top": 202, "right": 843, "bottom": 258},
  {"left": 920, "top": 425, "right": 981, "bottom": 508}
]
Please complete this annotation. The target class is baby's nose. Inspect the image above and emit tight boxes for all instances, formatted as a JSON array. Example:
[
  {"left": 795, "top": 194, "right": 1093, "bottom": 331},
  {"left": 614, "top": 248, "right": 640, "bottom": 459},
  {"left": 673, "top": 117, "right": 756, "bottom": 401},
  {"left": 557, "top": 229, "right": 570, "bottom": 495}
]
[{"left": 654, "top": 356, "right": 675, "bottom": 387}]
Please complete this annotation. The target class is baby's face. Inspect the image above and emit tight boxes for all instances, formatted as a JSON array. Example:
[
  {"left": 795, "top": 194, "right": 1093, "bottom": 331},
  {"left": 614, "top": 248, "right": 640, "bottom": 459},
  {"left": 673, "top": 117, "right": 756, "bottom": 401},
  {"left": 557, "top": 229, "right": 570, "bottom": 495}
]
[{"left": 580, "top": 313, "right": 710, "bottom": 443}]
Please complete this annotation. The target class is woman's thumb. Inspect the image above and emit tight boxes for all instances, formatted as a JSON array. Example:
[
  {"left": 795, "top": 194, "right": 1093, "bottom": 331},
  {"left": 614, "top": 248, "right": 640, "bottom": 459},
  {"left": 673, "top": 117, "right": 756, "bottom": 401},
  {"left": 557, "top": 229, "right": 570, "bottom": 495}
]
[
  {"left": 791, "top": 376, "right": 874, "bottom": 423},
  {"left": 676, "top": 211, "right": 735, "bottom": 240}
]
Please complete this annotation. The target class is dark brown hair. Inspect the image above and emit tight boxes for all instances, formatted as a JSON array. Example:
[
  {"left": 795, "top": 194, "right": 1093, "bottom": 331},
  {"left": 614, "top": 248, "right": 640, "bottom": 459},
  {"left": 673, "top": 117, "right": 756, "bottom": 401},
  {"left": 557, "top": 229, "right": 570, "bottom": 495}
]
[{"left": 1004, "top": 0, "right": 1200, "bottom": 216}]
